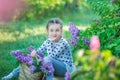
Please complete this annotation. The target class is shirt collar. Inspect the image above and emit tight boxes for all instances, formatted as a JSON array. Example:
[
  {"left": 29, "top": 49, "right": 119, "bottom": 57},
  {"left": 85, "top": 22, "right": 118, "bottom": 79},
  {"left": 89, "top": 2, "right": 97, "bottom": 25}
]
[{"left": 48, "top": 36, "right": 63, "bottom": 43}]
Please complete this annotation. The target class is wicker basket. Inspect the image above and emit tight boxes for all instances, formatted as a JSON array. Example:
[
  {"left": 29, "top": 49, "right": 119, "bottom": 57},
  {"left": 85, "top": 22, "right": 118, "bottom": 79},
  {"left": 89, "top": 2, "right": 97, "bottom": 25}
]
[{"left": 19, "top": 63, "right": 45, "bottom": 80}]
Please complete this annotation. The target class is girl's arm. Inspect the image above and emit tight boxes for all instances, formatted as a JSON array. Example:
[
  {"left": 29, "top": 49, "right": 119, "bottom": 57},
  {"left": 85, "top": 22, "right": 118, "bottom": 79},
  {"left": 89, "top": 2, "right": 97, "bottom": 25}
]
[
  {"left": 31, "top": 50, "right": 37, "bottom": 57},
  {"left": 37, "top": 40, "right": 47, "bottom": 56},
  {"left": 31, "top": 40, "right": 47, "bottom": 57}
]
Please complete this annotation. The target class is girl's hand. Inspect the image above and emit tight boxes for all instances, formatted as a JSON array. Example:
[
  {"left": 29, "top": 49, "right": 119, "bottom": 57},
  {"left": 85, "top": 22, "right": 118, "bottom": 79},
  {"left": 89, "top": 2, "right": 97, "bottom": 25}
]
[{"left": 31, "top": 50, "right": 37, "bottom": 57}]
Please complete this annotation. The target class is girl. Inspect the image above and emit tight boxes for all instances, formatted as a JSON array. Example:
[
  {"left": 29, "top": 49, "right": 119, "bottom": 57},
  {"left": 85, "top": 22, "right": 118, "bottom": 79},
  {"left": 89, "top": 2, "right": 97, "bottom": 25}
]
[{"left": 2, "top": 18, "right": 75, "bottom": 80}]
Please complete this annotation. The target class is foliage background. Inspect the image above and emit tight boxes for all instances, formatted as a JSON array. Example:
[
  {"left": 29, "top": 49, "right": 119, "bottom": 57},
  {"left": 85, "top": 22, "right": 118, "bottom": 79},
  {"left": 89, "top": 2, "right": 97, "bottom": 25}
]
[{"left": 0, "top": 0, "right": 120, "bottom": 80}]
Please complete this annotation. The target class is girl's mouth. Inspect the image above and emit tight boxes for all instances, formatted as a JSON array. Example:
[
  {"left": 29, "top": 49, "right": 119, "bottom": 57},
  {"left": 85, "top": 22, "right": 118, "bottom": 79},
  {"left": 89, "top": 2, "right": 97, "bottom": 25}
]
[{"left": 53, "top": 35, "right": 57, "bottom": 37}]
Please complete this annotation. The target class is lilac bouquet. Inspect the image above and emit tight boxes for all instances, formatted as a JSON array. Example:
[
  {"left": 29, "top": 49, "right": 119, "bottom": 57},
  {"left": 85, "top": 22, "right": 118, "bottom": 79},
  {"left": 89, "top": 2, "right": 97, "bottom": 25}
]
[
  {"left": 41, "top": 62, "right": 55, "bottom": 75},
  {"left": 68, "top": 22, "right": 90, "bottom": 47},
  {"left": 64, "top": 71, "right": 71, "bottom": 80},
  {"left": 11, "top": 46, "right": 54, "bottom": 75}
]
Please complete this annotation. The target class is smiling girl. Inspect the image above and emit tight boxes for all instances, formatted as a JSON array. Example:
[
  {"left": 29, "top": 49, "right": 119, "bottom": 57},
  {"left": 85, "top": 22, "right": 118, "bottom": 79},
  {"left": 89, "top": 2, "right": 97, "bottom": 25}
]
[{"left": 2, "top": 18, "right": 75, "bottom": 80}]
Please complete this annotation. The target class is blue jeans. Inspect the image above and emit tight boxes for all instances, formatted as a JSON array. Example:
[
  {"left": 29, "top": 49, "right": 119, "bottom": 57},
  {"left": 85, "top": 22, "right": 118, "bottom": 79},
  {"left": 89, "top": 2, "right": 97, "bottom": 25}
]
[{"left": 11, "top": 56, "right": 67, "bottom": 80}]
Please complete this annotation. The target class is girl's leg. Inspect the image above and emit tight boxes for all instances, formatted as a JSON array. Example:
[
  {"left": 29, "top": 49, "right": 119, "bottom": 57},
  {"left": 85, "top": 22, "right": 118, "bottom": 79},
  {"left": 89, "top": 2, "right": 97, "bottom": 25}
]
[
  {"left": 2, "top": 66, "right": 20, "bottom": 80},
  {"left": 44, "top": 56, "right": 67, "bottom": 80},
  {"left": 51, "top": 58, "right": 67, "bottom": 77},
  {"left": 11, "top": 66, "right": 20, "bottom": 76}
]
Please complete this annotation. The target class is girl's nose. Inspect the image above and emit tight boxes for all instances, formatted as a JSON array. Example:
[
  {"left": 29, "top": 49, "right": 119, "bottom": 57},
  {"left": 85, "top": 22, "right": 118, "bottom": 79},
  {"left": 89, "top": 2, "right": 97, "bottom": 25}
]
[{"left": 53, "top": 31, "right": 56, "bottom": 34}]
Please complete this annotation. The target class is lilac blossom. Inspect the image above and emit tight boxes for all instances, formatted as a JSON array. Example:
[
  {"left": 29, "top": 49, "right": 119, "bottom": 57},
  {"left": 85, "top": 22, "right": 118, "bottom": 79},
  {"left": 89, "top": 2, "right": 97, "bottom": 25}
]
[
  {"left": 36, "top": 50, "right": 44, "bottom": 63},
  {"left": 37, "top": 57, "right": 44, "bottom": 63},
  {"left": 68, "top": 37, "right": 78, "bottom": 46},
  {"left": 68, "top": 22, "right": 80, "bottom": 46},
  {"left": 27, "top": 45, "right": 35, "bottom": 52},
  {"left": 13, "top": 51, "right": 33, "bottom": 66},
  {"left": 21, "top": 54, "right": 33, "bottom": 65},
  {"left": 37, "top": 50, "right": 44, "bottom": 58},
  {"left": 24, "top": 54, "right": 33, "bottom": 65},
  {"left": 40, "top": 62, "right": 54, "bottom": 75},
  {"left": 16, "top": 55, "right": 23, "bottom": 61},
  {"left": 69, "top": 22, "right": 80, "bottom": 38},
  {"left": 11, "top": 50, "right": 22, "bottom": 56},
  {"left": 83, "top": 37, "right": 90, "bottom": 45},
  {"left": 30, "top": 65, "right": 36, "bottom": 74},
  {"left": 64, "top": 71, "right": 71, "bottom": 80}
]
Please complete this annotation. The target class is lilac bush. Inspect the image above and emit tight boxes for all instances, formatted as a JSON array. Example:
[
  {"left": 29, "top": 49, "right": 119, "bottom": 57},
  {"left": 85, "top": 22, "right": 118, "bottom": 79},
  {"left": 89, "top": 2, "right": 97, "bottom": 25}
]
[
  {"left": 68, "top": 22, "right": 90, "bottom": 49},
  {"left": 68, "top": 37, "right": 78, "bottom": 46},
  {"left": 69, "top": 22, "right": 80, "bottom": 38},
  {"left": 82, "top": 36, "right": 90, "bottom": 45},
  {"left": 68, "top": 22, "right": 80, "bottom": 46}
]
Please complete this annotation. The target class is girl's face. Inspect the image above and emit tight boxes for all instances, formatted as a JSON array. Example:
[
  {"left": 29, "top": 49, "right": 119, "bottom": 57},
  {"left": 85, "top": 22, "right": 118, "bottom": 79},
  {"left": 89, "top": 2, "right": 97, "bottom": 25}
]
[{"left": 47, "top": 24, "right": 62, "bottom": 42}]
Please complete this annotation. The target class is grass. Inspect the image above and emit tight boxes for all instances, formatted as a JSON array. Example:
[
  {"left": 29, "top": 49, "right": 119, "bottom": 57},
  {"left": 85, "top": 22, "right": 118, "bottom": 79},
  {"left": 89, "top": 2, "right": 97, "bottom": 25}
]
[{"left": 0, "top": 5, "right": 97, "bottom": 80}]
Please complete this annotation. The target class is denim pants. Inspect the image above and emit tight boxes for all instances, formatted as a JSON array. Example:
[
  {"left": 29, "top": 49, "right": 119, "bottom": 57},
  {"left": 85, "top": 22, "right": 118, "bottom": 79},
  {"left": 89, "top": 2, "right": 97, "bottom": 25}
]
[{"left": 11, "top": 56, "right": 67, "bottom": 80}]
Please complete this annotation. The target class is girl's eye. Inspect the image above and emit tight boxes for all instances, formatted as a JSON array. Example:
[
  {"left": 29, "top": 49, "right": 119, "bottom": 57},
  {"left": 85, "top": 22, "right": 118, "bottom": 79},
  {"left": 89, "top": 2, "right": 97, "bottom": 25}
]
[
  {"left": 50, "top": 29, "right": 53, "bottom": 32},
  {"left": 56, "top": 29, "right": 59, "bottom": 32}
]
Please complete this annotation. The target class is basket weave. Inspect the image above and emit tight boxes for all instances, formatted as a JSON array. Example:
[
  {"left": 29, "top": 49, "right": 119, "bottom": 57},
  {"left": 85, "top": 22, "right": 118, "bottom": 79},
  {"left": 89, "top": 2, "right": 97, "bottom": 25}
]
[{"left": 19, "top": 63, "right": 45, "bottom": 80}]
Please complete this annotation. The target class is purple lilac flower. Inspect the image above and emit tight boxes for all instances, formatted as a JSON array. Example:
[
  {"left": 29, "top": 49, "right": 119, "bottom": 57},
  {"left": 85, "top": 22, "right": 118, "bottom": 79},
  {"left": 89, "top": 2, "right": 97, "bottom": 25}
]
[
  {"left": 26, "top": 55, "right": 33, "bottom": 65},
  {"left": 20, "top": 56, "right": 25, "bottom": 63},
  {"left": 22, "top": 54, "right": 33, "bottom": 65},
  {"left": 64, "top": 71, "right": 71, "bottom": 80},
  {"left": 40, "top": 66, "right": 46, "bottom": 73},
  {"left": 83, "top": 37, "right": 90, "bottom": 45},
  {"left": 68, "top": 37, "right": 78, "bottom": 46},
  {"left": 69, "top": 22, "right": 80, "bottom": 38},
  {"left": 27, "top": 60, "right": 33, "bottom": 66},
  {"left": 16, "top": 54, "right": 33, "bottom": 66},
  {"left": 36, "top": 50, "right": 44, "bottom": 63},
  {"left": 37, "top": 50, "right": 44, "bottom": 58},
  {"left": 27, "top": 46, "right": 35, "bottom": 52},
  {"left": 40, "top": 62, "right": 54, "bottom": 75},
  {"left": 30, "top": 65, "right": 36, "bottom": 74},
  {"left": 38, "top": 57, "right": 44, "bottom": 63},
  {"left": 16, "top": 55, "right": 23, "bottom": 61},
  {"left": 11, "top": 50, "right": 22, "bottom": 56}
]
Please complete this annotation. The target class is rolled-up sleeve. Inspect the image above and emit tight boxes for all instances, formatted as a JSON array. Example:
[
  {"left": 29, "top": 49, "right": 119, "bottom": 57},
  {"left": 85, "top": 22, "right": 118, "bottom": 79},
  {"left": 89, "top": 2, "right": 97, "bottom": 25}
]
[{"left": 37, "top": 40, "right": 47, "bottom": 55}]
